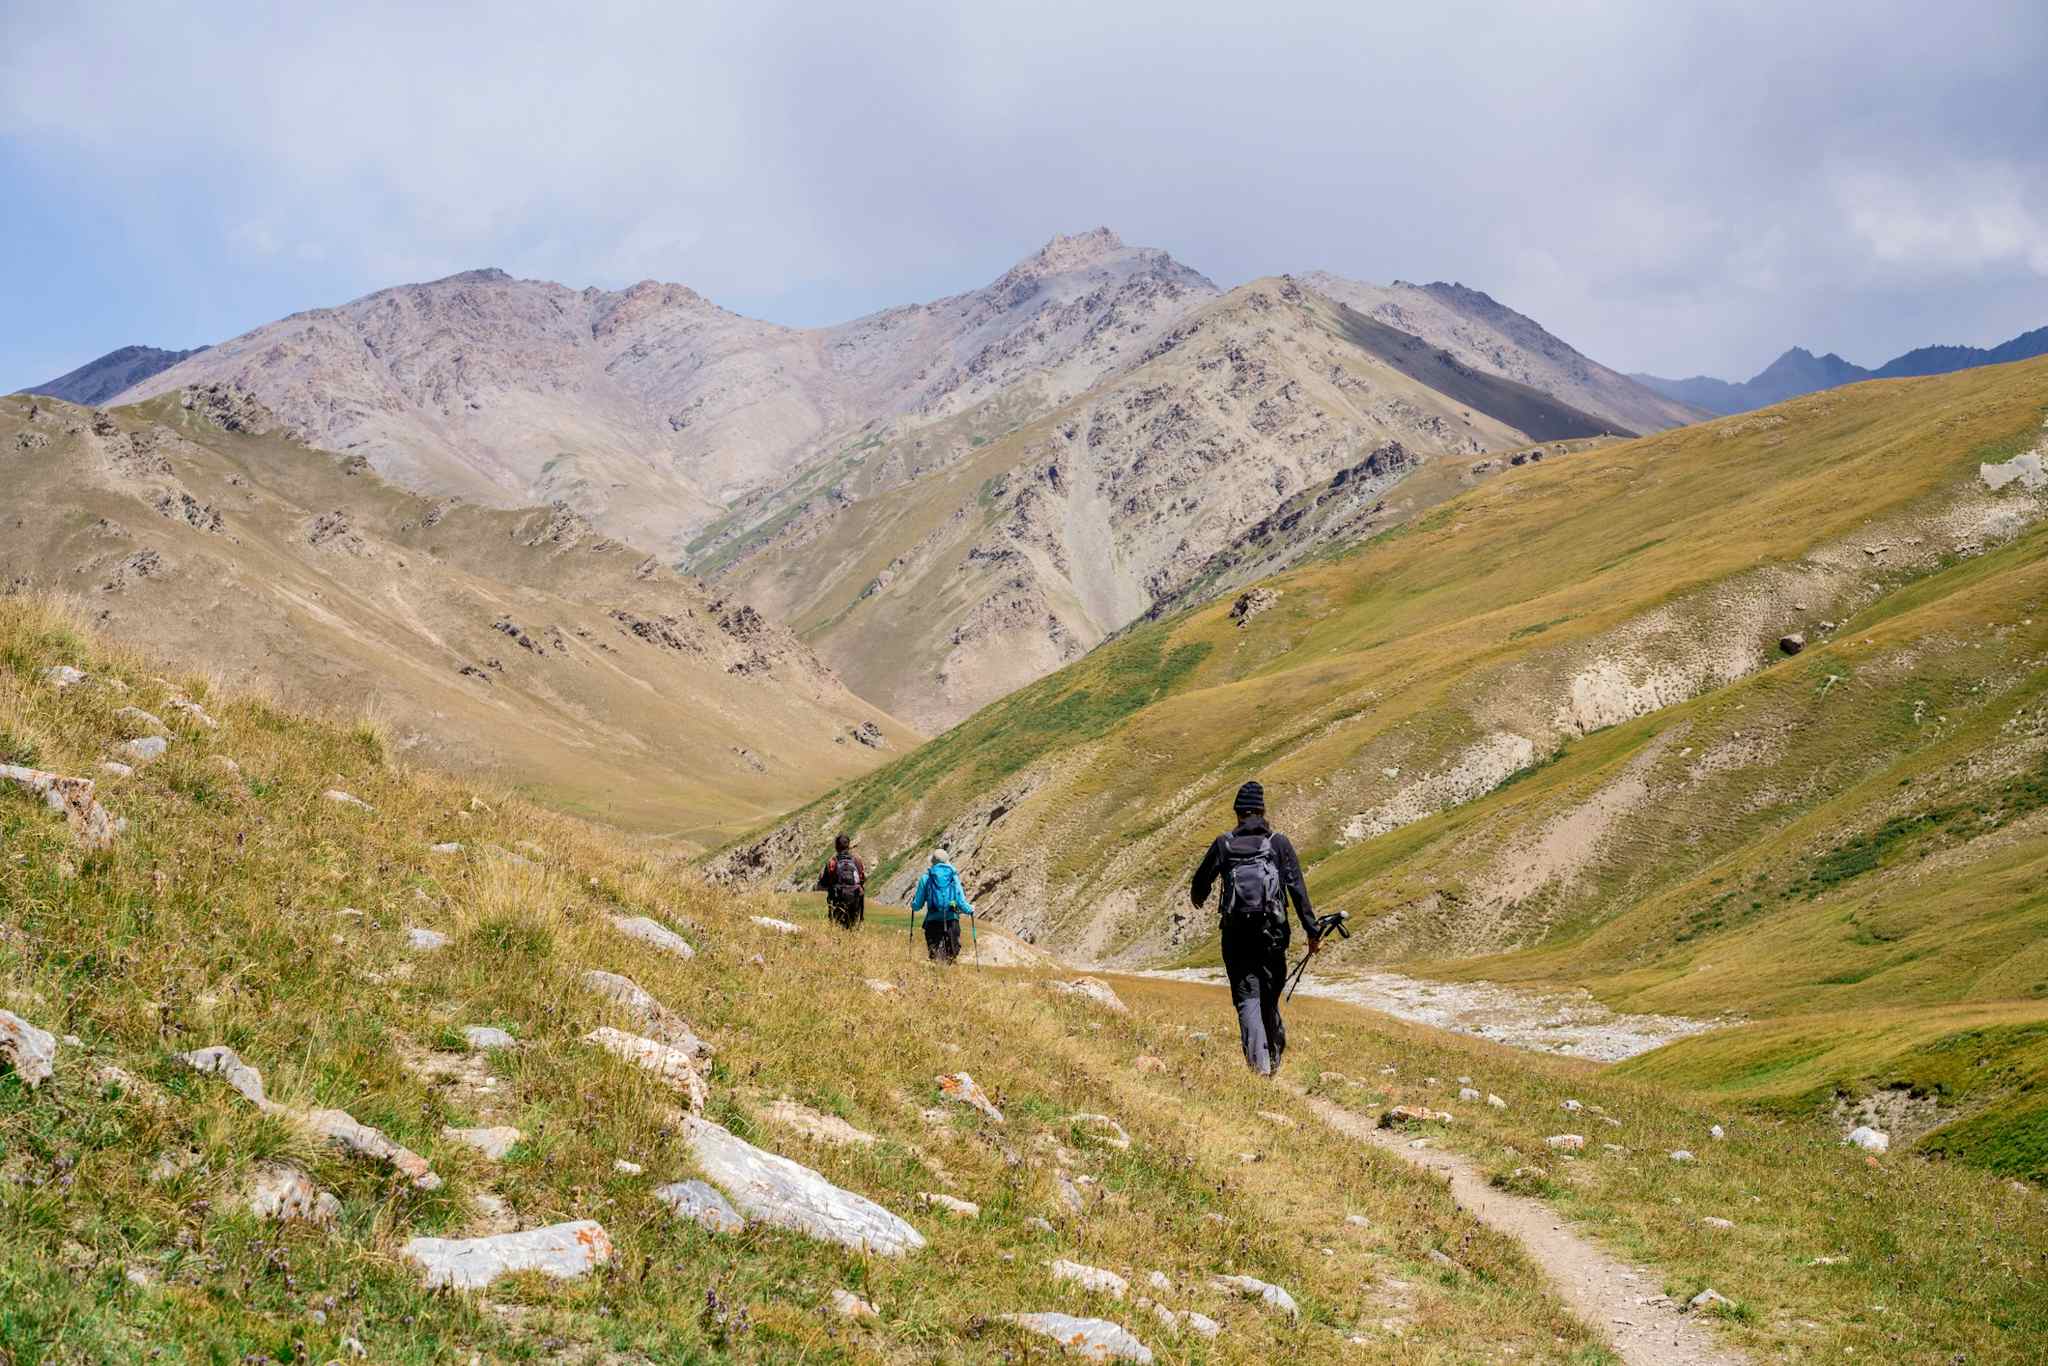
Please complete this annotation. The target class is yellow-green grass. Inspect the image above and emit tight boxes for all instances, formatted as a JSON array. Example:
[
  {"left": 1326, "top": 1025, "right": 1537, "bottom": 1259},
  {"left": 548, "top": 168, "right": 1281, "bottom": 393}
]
[
  {"left": 737, "top": 360, "right": 2048, "bottom": 952},
  {"left": 2, "top": 595, "right": 1644, "bottom": 1363}
]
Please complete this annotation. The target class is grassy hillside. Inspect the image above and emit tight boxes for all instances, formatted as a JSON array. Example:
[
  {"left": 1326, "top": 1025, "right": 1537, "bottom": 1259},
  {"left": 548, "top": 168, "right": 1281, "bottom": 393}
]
[
  {"left": 711, "top": 359, "right": 2048, "bottom": 1169},
  {"left": 0, "top": 391, "right": 913, "bottom": 844},
  {"left": 3, "top": 594, "right": 2042, "bottom": 1362}
]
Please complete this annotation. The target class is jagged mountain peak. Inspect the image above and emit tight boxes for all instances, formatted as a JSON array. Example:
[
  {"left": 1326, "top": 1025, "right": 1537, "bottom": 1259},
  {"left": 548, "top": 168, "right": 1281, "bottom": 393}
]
[{"left": 1017, "top": 226, "right": 1128, "bottom": 272}]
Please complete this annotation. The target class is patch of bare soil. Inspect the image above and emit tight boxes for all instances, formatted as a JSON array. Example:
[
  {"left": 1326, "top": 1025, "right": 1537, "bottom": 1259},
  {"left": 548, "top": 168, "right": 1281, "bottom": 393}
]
[{"left": 1297, "top": 1091, "right": 1750, "bottom": 1366}]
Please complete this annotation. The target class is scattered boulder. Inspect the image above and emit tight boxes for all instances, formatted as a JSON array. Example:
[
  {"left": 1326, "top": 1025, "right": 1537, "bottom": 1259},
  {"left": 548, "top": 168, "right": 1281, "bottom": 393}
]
[
  {"left": 114, "top": 706, "right": 168, "bottom": 737},
  {"left": 1048, "top": 977, "right": 1128, "bottom": 1012},
  {"left": 612, "top": 1158, "right": 643, "bottom": 1175},
  {"left": 1561, "top": 1098, "right": 1583, "bottom": 1112},
  {"left": 1003, "top": 1312, "right": 1153, "bottom": 1362},
  {"left": 463, "top": 1026, "right": 516, "bottom": 1050},
  {"left": 443, "top": 1125, "right": 522, "bottom": 1160},
  {"left": 99, "top": 761, "right": 133, "bottom": 779},
  {"left": 1256, "top": 1110, "right": 1298, "bottom": 1129},
  {"left": 1345, "top": 1213, "right": 1371, "bottom": 1228},
  {"left": 1132, "top": 1055, "right": 1167, "bottom": 1075},
  {"left": 1487, "top": 1093, "right": 1507, "bottom": 1109},
  {"left": 1230, "top": 587, "right": 1280, "bottom": 627},
  {"left": 750, "top": 915, "right": 801, "bottom": 935},
  {"left": 1701, "top": 1217, "right": 1735, "bottom": 1230},
  {"left": 849, "top": 720, "right": 888, "bottom": 749},
  {"left": 609, "top": 914, "right": 695, "bottom": 959},
  {"left": 1052, "top": 1259, "right": 1128, "bottom": 1298},
  {"left": 1210, "top": 1273, "right": 1299, "bottom": 1317},
  {"left": 1846, "top": 1126, "right": 1890, "bottom": 1153},
  {"left": 1378, "top": 1106, "right": 1448, "bottom": 1129},
  {"left": 1710, "top": 1124, "right": 1726, "bottom": 1140},
  {"left": 2, "top": 764, "right": 118, "bottom": 849},
  {"left": 407, "top": 927, "right": 449, "bottom": 952},
  {"left": 0, "top": 1009, "right": 58, "bottom": 1089},
  {"left": 763, "top": 1098, "right": 877, "bottom": 1147},
  {"left": 428, "top": 841, "right": 463, "bottom": 855},
  {"left": 583, "top": 1027, "right": 707, "bottom": 1110},
  {"left": 401, "top": 1220, "right": 613, "bottom": 1291},
  {"left": 865, "top": 978, "right": 897, "bottom": 994},
  {"left": 581, "top": 970, "right": 711, "bottom": 1055},
  {"left": 655, "top": 1178, "right": 744, "bottom": 1233},
  {"left": 921, "top": 1192, "right": 980, "bottom": 1219},
  {"left": 241, "top": 1163, "right": 340, "bottom": 1224},
  {"left": 1779, "top": 633, "right": 1806, "bottom": 656},
  {"left": 178, "top": 1045, "right": 271, "bottom": 1107},
  {"left": 299, "top": 1107, "right": 443, "bottom": 1190},
  {"left": 830, "top": 1288, "right": 879, "bottom": 1321},
  {"left": 1670, "top": 1150, "right": 1695, "bottom": 1163},
  {"left": 937, "top": 1071, "right": 1005, "bottom": 1123},
  {"left": 322, "top": 789, "right": 373, "bottom": 811},
  {"left": 114, "top": 736, "right": 168, "bottom": 766},
  {"left": 41, "top": 665, "right": 87, "bottom": 689},
  {"left": 1545, "top": 1134, "right": 1586, "bottom": 1152},
  {"left": 681, "top": 1115, "right": 926, "bottom": 1256},
  {"left": 1458, "top": 1087, "right": 1481, "bottom": 1102},
  {"left": 167, "top": 697, "right": 218, "bottom": 729},
  {"left": 1687, "top": 1288, "right": 1732, "bottom": 1312}
]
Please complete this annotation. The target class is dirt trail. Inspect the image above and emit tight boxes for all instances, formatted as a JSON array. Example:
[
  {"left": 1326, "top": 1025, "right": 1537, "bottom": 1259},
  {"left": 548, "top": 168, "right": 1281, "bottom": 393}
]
[{"left": 1295, "top": 1091, "right": 1749, "bottom": 1366}]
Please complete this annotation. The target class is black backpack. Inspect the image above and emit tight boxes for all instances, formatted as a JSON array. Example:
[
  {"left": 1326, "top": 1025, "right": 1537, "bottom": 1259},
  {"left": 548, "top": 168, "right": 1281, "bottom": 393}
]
[
  {"left": 1220, "top": 833, "right": 1282, "bottom": 921},
  {"left": 831, "top": 854, "right": 863, "bottom": 895}
]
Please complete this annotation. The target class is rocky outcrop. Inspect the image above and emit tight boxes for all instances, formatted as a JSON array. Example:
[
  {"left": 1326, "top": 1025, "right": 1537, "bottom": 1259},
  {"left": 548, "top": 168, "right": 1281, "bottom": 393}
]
[
  {"left": 681, "top": 1115, "right": 925, "bottom": 1256},
  {"left": 655, "top": 1178, "right": 744, "bottom": 1233},
  {"left": 1002, "top": 1313, "right": 1154, "bottom": 1362},
  {"left": 583, "top": 1027, "right": 707, "bottom": 1110},
  {"left": 1, "top": 765, "right": 117, "bottom": 850},
  {"left": 401, "top": 1221, "right": 613, "bottom": 1291},
  {"left": 0, "top": 1009, "right": 58, "bottom": 1088},
  {"left": 580, "top": 970, "right": 711, "bottom": 1055},
  {"left": 609, "top": 914, "right": 695, "bottom": 959}
]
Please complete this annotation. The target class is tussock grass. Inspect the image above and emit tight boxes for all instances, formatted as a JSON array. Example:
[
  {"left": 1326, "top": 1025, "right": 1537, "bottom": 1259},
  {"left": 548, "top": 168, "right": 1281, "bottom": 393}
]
[{"left": 3, "top": 596, "right": 1637, "bottom": 1362}]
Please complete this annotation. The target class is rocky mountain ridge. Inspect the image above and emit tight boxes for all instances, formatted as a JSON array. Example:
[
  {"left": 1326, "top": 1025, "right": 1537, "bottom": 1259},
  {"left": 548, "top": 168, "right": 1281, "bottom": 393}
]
[
  {"left": 27, "top": 344, "right": 209, "bottom": 407},
  {"left": 1633, "top": 323, "right": 2048, "bottom": 415}
]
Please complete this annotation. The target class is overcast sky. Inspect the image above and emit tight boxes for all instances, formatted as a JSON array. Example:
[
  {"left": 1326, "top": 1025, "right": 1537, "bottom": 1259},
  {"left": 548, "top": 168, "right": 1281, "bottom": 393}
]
[{"left": 5, "top": 0, "right": 2046, "bottom": 392}]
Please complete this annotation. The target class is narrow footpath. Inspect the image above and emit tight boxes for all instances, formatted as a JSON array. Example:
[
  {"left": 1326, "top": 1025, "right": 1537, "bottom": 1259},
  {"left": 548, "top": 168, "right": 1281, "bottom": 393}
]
[{"left": 1294, "top": 1090, "right": 1750, "bottom": 1366}]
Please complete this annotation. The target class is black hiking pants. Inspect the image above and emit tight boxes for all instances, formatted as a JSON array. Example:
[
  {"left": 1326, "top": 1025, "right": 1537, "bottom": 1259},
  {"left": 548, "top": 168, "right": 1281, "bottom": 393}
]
[
  {"left": 924, "top": 916, "right": 962, "bottom": 964},
  {"left": 827, "top": 890, "right": 865, "bottom": 930},
  {"left": 1221, "top": 915, "right": 1290, "bottom": 1075}
]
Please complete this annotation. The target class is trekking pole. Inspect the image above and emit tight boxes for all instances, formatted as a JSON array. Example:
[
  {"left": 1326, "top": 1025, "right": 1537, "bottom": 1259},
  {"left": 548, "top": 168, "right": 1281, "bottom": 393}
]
[
  {"left": 969, "top": 912, "right": 979, "bottom": 966},
  {"left": 1284, "top": 912, "right": 1350, "bottom": 1003}
]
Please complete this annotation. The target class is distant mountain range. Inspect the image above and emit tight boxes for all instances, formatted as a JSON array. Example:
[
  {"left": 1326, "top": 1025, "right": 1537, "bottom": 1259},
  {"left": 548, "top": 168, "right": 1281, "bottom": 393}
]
[
  {"left": 27, "top": 344, "right": 208, "bottom": 406},
  {"left": 1633, "top": 325, "right": 2048, "bottom": 415}
]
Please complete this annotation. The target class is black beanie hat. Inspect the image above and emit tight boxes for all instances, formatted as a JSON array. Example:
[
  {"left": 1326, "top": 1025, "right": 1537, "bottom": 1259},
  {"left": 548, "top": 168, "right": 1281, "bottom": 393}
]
[{"left": 1233, "top": 780, "right": 1265, "bottom": 813}]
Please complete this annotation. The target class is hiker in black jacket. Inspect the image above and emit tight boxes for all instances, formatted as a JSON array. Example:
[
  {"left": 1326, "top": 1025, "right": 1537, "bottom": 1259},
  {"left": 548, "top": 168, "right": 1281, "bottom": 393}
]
[
  {"left": 1190, "top": 780, "right": 1319, "bottom": 1075},
  {"left": 814, "top": 833, "right": 866, "bottom": 930}
]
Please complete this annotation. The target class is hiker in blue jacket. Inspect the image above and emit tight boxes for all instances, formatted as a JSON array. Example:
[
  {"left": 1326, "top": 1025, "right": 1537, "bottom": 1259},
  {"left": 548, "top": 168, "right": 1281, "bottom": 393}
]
[{"left": 911, "top": 848, "right": 974, "bottom": 964}]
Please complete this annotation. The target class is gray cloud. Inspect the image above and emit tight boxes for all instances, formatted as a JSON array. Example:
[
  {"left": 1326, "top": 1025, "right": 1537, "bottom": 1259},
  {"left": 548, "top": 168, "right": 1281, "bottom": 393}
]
[{"left": 4, "top": 0, "right": 2046, "bottom": 384}]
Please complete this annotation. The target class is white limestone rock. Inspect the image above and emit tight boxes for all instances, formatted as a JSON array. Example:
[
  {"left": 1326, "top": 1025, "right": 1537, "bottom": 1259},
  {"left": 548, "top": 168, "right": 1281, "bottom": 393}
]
[
  {"left": 463, "top": 1026, "right": 516, "bottom": 1050},
  {"left": 1052, "top": 1258, "right": 1128, "bottom": 1298},
  {"left": 407, "top": 926, "right": 449, "bottom": 952},
  {"left": 322, "top": 789, "right": 373, "bottom": 811},
  {"left": 921, "top": 1191, "right": 980, "bottom": 1218},
  {"left": 1846, "top": 1125, "right": 1890, "bottom": 1153},
  {"left": 443, "top": 1125, "right": 521, "bottom": 1160},
  {"left": 299, "top": 1107, "right": 443, "bottom": 1190},
  {"left": 830, "top": 1288, "right": 879, "bottom": 1321},
  {"left": 2, "top": 763, "right": 118, "bottom": 849},
  {"left": 178, "top": 1045, "right": 272, "bottom": 1108},
  {"left": 655, "top": 1177, "right": 744, "bottom": 1233},
  {"left": 1048, "top": 977, "right": 1128, "bottom": 1012},
  {"left": 584, "top": 1027, "right": 706, "bottom": 1111},
  {"left": 937, "top": 1070, "right": 1005, "bottom": 1123},
  {"left": 764, "top": 1097, "right": 877, "bottom": 1146},
  {"left": 581, "top": 969, "right": 711, "bottom": 1055},
  {"left": 682, "top": 1114, "right": 926, "bottom": 1256},
  {"left": 241, "top": 1163, "right": 340, "bottom": 1224},
  {"left": 0, "top": 1009, "right": 58, "bottom": 1089},
  {"left": 1002, "top": 1312, "right": 1153, "bottom": 1362},
  {"left": 610, "top": 913, "right": 695, "bottom": 959},
  {"left": 401, "top": 1220, "right": 613, "bottom": 1291},
  {"left": 750, "top": 915, "right": 800, "bottom": 934},
  {"left": 1210, "top": 1273, "right": 1299, "bottom": 1317}
]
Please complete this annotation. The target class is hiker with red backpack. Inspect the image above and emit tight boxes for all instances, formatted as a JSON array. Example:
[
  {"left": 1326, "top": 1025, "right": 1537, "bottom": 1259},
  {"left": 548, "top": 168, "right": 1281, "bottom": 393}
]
[
  {"left": 910, "top": 848, "right": 975, "bottom": 964},
  {"left": 815, "top": 833, "right": 866, "bottom": 930},
  {"left": 1190, "top": 780, "right": 1320, "bottom": 1075}
]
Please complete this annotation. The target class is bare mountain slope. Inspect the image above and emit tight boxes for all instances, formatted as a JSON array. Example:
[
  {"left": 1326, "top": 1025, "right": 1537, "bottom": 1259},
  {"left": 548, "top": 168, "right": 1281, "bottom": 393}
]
[
  {"left": 0, "top": 388, "right": 911, "bottom": 842},
  {"left": 1300, "top": 274, "right": 1705, "bottom": 434},
  {"left": 115, "top": 233, "right": 1216, "bottom": 559},
  {"left": 709, "top": 276, "right": 1619, "bottom": 730}
]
